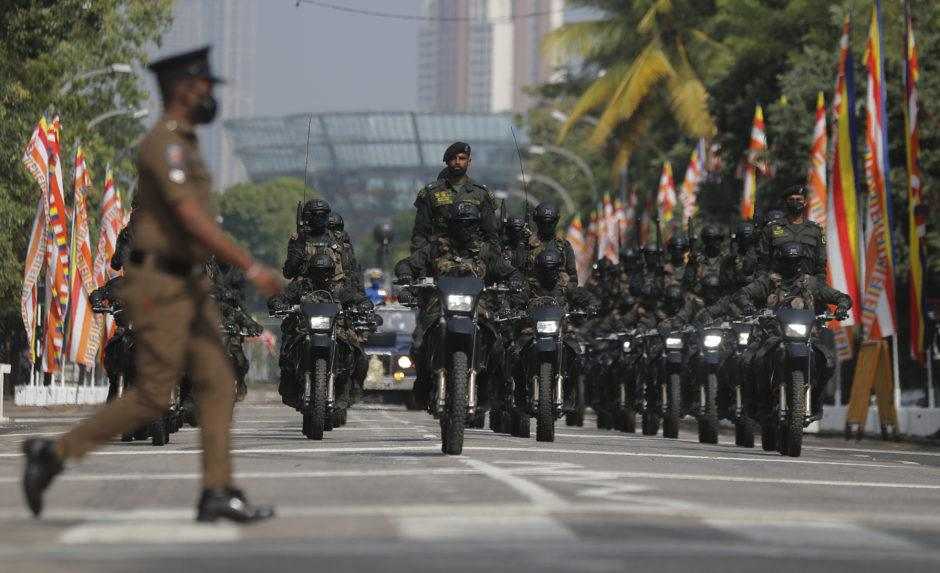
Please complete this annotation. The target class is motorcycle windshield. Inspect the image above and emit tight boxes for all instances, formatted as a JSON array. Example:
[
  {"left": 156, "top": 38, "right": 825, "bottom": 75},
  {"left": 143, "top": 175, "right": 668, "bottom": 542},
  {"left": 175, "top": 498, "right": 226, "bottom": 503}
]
[
  {"left": 775, "top": 308, "right": 814, "bottom": 329},
  {"left": 437, "top": 277, "right": 484, "bottom": 314},
  {"left": 531, "top": 305, "right": 563, "bottom": 323},
  {"left": 302, "top": 302, "right": 340, "bottom": 320}
]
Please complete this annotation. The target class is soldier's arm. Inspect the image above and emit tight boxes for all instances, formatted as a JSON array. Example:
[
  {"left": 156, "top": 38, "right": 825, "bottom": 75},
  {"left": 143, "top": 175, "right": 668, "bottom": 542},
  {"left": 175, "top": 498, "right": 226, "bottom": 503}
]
[
  {"left": 756, "top": 227, "right": 772, "bottom": 273},
  {"left": 563, "top": 241, "right": 579, "bottom": 284},
  {"left": 479, "top": 191, "right": 500, "bottom": 246},
  {"left": 282, "top": 234, "right": 307, "bottom": 279},
  {"left": 410, "top": 190, "right": 433, "bottom": 253},
  {"left": 816, "top": 284, "right": 852, "bottom": 315},
  {"left": 734, "top": 277, "right": 768, "bottom": 313},
  {"left": 814, "top": 225, "right": 828, "bottom": 282}
]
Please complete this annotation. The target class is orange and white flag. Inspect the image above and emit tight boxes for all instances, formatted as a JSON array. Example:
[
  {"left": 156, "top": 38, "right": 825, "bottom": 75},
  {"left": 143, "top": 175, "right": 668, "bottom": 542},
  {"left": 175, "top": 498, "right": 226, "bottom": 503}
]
[
  {"left": 67, "top": 146, "right": 102, "bottom": 366},
  {"left": 741, "top": 105, "right": 767, "bottom": 220}
]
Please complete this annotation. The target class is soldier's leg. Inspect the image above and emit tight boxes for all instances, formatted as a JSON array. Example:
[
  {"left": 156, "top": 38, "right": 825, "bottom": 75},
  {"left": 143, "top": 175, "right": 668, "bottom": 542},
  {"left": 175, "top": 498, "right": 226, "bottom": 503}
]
[
  {"left": 58, "top": 276, "right": 193, "bottom": 460},
  {"left": 187, "top": 295, "right": 237, "bottom": 490}
]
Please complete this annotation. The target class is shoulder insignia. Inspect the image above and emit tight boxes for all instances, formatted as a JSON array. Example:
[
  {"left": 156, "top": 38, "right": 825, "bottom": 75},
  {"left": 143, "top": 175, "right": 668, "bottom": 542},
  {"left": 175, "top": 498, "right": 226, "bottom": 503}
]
[
  {"left": 771, "top": 225, "right": 785, "bottom": 237},
  {"left": 433, "top": 190, "right": 454, "bottom": 205}
]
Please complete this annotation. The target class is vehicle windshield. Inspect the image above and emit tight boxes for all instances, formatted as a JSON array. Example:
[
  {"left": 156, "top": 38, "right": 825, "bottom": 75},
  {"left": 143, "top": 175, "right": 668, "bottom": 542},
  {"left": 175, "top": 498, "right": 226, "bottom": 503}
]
[{"left": 377, "top": 308, "right": 415, "bottom": 334}]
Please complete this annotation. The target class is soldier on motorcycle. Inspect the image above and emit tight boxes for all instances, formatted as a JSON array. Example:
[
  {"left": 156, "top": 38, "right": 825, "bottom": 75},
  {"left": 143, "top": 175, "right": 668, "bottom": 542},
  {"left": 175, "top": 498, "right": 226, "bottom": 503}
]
[
  {"left": 283, "top": 199, "right": 356, "bottom": 288},
  {"left": 663, "top": 235, "right": 691, "bottom": 289},
  {"left": 527, "top": 202, "right": 579, "bottom": 284}
]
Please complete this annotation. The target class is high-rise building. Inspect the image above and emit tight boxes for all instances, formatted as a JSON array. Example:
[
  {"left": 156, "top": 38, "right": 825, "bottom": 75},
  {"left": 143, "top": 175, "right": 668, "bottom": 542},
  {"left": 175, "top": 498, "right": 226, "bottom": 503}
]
[
  {"left": 417, "top": 0, "right": 564, "bottom": 114},
  {"left": 147, "top": 0, "right": 257, "bottom": 190}
]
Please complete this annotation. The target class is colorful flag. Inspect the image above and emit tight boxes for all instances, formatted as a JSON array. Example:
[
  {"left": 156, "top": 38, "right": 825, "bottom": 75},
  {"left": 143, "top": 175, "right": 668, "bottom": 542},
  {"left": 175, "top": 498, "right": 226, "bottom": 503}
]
[
  {"left": 623, "top": 189, "right": 638, "bottom": 246},
  {"left": 584, "top": 210, "right": 598, "bottom": 265},
  {"left": 565, "top": 214, "right": 590, "bottom": 285},
  {"left": 741, "top": 105, "right": 767, "bottom": 220},
  {"left": 93, "top": 167, "right": 125, "bottom": 343},
  {"left": 42, "top": 117, "right": 70, "bottom": 373},
  {"left": 904, "top": 2, "right": 925, "bottom": 363},
  {"left": 680, "top": 139, "right": 706, "bottom": 224},
  {"left": 827, "top": 16, "right": 862, "bottom": 334},
  {"left": 657, "top": 161, "right": 677, "bottom": 225},
  {"left": 860, "top": 2, "right": 896, "bottom": 341},
  {"left": 67, "top": 146, "right": 102, "bottom": 366},
  {"left": 596, "top": 194, "right": 618, "bottom": 262},
  {"left": 807, "top": 92, "right": 828, "bottom": 228},
  {"left": 20, "top": 118, "right": 50, "bottom": 362}
]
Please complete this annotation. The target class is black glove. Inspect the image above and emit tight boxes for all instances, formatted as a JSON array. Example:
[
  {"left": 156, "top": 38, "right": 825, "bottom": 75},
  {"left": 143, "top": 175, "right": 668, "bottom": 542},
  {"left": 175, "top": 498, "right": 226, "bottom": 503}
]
[
  {"left": 835, "top": 304, "right": 850, "bottom": 321},
  {"left": 268, "top": 298, "right": 287, "bottom": 313}
]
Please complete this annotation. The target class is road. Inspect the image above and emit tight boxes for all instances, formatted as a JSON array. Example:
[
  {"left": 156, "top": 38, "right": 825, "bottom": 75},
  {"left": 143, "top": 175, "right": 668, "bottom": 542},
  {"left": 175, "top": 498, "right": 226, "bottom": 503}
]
[{"left": 1, "top": 392, "right": 940, "bottom": 572}]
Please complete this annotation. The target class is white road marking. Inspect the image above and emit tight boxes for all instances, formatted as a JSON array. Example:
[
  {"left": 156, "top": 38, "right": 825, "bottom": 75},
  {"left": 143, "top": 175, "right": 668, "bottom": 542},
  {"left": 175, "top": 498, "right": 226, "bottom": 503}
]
[
  {"left": 459, "top": 457, "right": 568, "bottom": 509},
  {"left": 60, "top": 522, "right": 240, "bottom": 545},
  {"left": 396, "top": 514, "right": 573, "bottom": 541},
  {"left": 705, "top": 519, "right": 917, "bottom": 550},
  {"left": 0, "top": 467, "right": 477, "bottom": 484}
]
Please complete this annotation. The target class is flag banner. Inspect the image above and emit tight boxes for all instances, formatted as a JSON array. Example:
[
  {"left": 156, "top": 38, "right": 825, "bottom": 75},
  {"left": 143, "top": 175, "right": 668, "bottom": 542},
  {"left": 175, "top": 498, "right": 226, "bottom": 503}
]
[
  {"left": 21, "top": 118, "right": 50, "bottom": 361},
  {"left": 597, "top": 194, "right": 618, "bottom": 262},
  {"left": 860, "top": 2, "right": 896, "bottom": 341},
  {"left": 565, "top": 215, "right": 591, "bottom": 285},
  {"left": 680, "top": 139, "right": 706, "bottom": 224},
  {"left": 658, "top": 161, "right": 677, "bottom": 229},
  {"left": 93, "top": 167, "right": 125, "bottom": 344},
  {"left": 67, "top": 146, "right": 102, "bottom": 366},
  {"left": 827, "top": 16, "right": 862, "bottom": 330},
  {"left": 808, "top": 92, "right": 828, "bottom": 227},
  {"left": 741, "top": 105, "right": 767, "bottom": 220},
  {"left": 585, "top": 210, "right": 599, "bottom": 266},
  {"left": 42, "top": 117, "right": 70, "bottom": 373},
  {"left": 904, "top": 1, "right": 925, "bottom": 363}
]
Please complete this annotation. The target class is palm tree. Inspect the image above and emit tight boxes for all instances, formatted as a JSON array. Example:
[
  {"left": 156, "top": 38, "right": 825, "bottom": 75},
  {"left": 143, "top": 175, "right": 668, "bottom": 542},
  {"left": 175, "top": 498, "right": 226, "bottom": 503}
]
[{"left": 544, "top": 0, "right": 721, "bottom": 170}]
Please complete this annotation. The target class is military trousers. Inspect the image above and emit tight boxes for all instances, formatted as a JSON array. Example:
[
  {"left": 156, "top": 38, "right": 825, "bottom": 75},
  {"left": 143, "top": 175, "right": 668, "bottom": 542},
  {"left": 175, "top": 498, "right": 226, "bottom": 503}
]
[{"left": 58, "top": 261, "right": 236, "bottom": 489}]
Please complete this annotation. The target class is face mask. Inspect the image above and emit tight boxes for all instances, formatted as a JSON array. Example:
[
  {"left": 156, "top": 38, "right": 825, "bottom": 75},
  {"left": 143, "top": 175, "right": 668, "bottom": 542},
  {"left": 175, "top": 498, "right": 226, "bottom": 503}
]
[
  {"left": 536, "top": 221, "right": 556, "bottom": 238},
  {"left": 786, "top": 197, "right": 806, "bottom": 215},
  {"left": 193, "top": 93, "right": 219, "bottom": 124}
]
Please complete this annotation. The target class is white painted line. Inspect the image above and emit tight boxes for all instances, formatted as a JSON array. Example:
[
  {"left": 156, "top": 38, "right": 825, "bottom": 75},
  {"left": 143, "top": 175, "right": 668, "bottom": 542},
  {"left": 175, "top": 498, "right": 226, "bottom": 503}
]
[
  {"left": 459, "top": 457, "right": 569, "bottom": 509},
  {"left": 61, "top": 522, "right": 240, "bottom": 545},
  {"left": 705, "top": 519, "right": 917, "bottom": 551},
  {"left": 396, "top": 514, "right": 573, "bottom": 541}
]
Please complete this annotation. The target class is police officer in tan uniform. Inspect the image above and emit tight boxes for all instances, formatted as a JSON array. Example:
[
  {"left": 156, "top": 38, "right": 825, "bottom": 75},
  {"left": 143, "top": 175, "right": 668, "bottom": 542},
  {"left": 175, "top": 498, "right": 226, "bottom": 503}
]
[{"left": 22, "top": 47, "right": 283, "bottom": 523}]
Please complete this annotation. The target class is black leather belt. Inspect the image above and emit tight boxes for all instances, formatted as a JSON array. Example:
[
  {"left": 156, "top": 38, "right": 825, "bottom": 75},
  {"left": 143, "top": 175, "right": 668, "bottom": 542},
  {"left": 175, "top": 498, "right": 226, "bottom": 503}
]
[{"left": 129, "top": 249, "right": 202, "bottom": 278}]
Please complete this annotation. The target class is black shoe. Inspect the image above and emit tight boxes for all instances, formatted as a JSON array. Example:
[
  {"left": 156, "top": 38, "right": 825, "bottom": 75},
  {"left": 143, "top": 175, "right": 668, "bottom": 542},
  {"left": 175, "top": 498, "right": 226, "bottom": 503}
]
[
  {"left": 196, "top": 487, "right": 274, "bottom": 524},
  {"left": 22, "top": 438, "right": 63, "bottom": 518}
]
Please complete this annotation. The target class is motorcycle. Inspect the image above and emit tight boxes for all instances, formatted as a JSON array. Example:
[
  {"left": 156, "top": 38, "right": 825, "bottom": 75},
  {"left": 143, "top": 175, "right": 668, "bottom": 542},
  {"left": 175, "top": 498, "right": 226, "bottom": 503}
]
[
  {"left": 399, "top": 278, "right": 506, "bottom": 455},
  {"left": 273, "top": 290, "right": 372, "bottom": 440},
  {"left": 514, "top": 296, "right": 589, "bottom": 442},
  {"left": 752, "top": 309, "right": 836, "bottom": 457},
  {"left": 689, "top": 321, "right": 733, "bottom": 444},
  {"left": 650, "top": 325, "right": 695, "bottom": 439},
  {"left": 591, "top": 330, "right": 640, "bottom": 433},
  {"left": 728, "top": 319, "right": 758, "bottom": 447}
]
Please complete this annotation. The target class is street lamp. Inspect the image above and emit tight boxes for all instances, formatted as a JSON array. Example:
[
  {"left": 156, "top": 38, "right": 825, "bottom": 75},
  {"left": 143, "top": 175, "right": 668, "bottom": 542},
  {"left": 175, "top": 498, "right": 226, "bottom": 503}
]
[
  {"left": 518, "top": 173, "right": 576, "bottom": 215},
  {"left": 58, "top": 63, "right": 135, "bottom": 96},
  {"left": 86, "top": 108, "right": 149, "bottom": 130},
  {"left": 528, "top": 143, "right": 597, "bottom": 199}
]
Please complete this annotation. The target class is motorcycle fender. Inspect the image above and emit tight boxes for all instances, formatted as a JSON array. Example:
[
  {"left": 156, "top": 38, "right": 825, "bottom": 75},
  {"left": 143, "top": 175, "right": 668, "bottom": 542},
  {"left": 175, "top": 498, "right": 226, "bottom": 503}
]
[
  {"left": 701, "top": 351, "right": 723, "bottom": 366},
  {"left": 535, "top": 336, "right": 558, "bottom": 353},
  {"left": 665, "top": 351, "right": 684, "bottom": 366},
  {"left": 786, "top": 341, "right": 811, "bottom": 358},
  {"left": 310, "top": 333, "right": 333, "bottom": 350},
  {"left": 445, "top": 316, "right": 475, "bottom": 336}
]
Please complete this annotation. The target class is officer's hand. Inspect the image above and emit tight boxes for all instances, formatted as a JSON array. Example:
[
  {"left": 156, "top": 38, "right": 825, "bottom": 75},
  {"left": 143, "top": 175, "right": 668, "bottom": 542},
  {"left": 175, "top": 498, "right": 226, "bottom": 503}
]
[
  {"left": 249, "top": 264, "right": 284, "bottom": 297},
  {"left": 835, "top": 305, "right": 850, "bottom": 321}
]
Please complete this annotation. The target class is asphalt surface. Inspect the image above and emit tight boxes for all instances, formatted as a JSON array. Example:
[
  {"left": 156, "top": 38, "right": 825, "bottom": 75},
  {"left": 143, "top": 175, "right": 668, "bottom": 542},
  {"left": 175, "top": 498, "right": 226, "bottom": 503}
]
[{"left": 2, "top": 391, "right": 940, "bottom": 572}]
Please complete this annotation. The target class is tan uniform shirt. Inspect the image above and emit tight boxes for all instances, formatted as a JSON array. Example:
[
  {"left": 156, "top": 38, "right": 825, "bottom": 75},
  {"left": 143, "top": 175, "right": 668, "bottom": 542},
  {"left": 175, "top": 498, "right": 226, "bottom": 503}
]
[{"left": 132, "top": 117, "right": 214, "bottom": 265}]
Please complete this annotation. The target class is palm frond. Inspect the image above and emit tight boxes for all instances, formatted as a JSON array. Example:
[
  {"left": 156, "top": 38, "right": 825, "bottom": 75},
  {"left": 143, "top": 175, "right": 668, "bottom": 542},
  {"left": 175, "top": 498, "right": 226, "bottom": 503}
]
[
  {"left": 638, "top": 0, "right": 673, "bottom": 35},
  {"left": 611, "top": 115, "right": 653, "bottom": 176},
  {"left": 665, "top": 41, "right": 717, "bottom": 137},
  {"left": 588, "top": 43, "right": 675, "bottom": 147},
  {"left": 542, "top": 19, "right": 627, "bottom": 60},
  {"left": 556, "top": 62, "right": 629, "bottom": 142}
]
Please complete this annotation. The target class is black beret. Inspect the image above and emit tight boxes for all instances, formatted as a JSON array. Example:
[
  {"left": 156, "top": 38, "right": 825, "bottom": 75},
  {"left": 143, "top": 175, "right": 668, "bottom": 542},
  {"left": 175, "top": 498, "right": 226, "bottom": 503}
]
[
  {"left": 147, "top": 46, "right": 225, "bottom": 84},
  {"left": 443, "top": 141, "right": 471, "bottom": 163}
]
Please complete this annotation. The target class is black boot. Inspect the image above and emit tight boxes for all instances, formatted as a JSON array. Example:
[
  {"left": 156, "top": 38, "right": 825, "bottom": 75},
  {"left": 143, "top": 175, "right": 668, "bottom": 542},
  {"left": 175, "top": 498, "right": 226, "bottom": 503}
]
[
  {"left": 196, "top": 487, "right": 274, "bottom": 524},
  {"left": 22, "top": 438, "right": 63, "bottom": 518}
]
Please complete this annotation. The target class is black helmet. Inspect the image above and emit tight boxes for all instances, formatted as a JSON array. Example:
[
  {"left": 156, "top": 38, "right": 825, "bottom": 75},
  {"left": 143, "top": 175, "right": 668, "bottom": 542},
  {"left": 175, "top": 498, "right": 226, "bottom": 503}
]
[
  {"left": 734, "top": 221, "right": 756, "bottom": 243},
  {"left": 532, "top": 202, "right": 560, "bottom": 223},
  {"left": 302, "top": 199, "right": 331, "bottom": 218},
  {"left": 328, "top": 212, "right": 344, "bottom": 233},
  {"left": 619, "top": 247, "right": 641, "bottom": 271},
  {"left": 504, "top": 215, "right": 526, "bottom": 241},
  {"left": 701, "top": 224, "right": 723, "bottom": 244},
  {"left": 667, "top": 234, "right": 689, "bottom": 253},
  {"left": 450, "top": 201, "right": 481, "bottom": 223},
  {"left": 641, "top": 245, "right": 662, "bottom": 268},
  {"left": 302, "top": 199, "right": 331, "bottom": 232},
  {"left": 535, "top": 248, "right": 564, "bottom": 274}
]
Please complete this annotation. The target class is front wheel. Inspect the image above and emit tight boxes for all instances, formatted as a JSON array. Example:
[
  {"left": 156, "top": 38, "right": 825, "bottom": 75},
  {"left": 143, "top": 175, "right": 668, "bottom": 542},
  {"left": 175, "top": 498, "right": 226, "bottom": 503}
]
[
  {"left": 441, "top": 351, "right": 469, "bottom": 455},
  {"left": 565, "top": 375, "right": 585, "bottom": 427},
  {"left": 303, "top": 360, "right": 328, "bottom": 440},
  {"left": 697, "top": 373, "right": 719, "bottom": 444},
  {"left": 618, "top": 382, "right": 636, "bottom": 434},
  {"left": 150, "top": 416, "right": 168, "bottom": 446},
  {"left": 662, "top": 374, "right": 682, "bottom": 439},
  {"left": 511, "top": 410, "right": 531, "bottom": 438},
  {"left": 761, "top": 422, "right": 777, "bottom": 451},
  {"left": 641, "top": 410, "right": 659, "bottom": 435},
  {"left": 536, "top": 362, "right": 556, "bottom": 442},
  {"left": 782, "top": 370, "right": 806, "bottom": 457},
  {"left": 735, "top": 420, "right": 755, "bottom": 448}
]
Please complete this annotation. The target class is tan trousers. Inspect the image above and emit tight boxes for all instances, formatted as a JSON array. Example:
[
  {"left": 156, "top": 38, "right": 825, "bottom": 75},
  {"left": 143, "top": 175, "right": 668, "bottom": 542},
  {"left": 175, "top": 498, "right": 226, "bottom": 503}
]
[{"left": 58, "top": 261, "right": 236, "bottom": 488}]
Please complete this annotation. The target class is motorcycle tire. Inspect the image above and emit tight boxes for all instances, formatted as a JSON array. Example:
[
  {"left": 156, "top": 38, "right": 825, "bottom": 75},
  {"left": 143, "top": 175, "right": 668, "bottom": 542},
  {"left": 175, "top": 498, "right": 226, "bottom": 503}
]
[
  {"left": 697, "top": 374, "right": 719, "bottom": 445},
  {"left": 536, "top": 361, "right": 555, "bottom": 442},
  {"left": 490, "top": 409, "right": 503, "bottom": 433},
  {"left": 468, "top": 412, "right": 486, "bottom": 429},
  {"left": 760, "top": 422, "right": 777, "bottom": 451},
  {"left": 338, "top": 408, "right": 348, "bottom": 426},
  {"left": 783, "top": 370, "right": 806, "bottom": 457},
  {"left": 150, "top": 417, "right": 168, "bottom": 447},
  {"left": 641, "top": 411, "right": 659, "bottom": 436},
  {"left": 512, "top": 410, "right": 531, "bottom": 439},
  {"left": 441, "top": 351, "right": 469, "bottom": 455},
  {"left": 620, "top": 404, "right": 637, "bottom": 434},
  {"left": 735, "top": 420, "right": 755, "bottom": 448},
  {"left": 565, "top": 376, "right": 586, "bottom": 427},
  {"left": 303, "top": 360, "right": 328, "bottom": 440},
  {"left": 662, "top": 374, "right": 682, "bottom": 439},
  {"left": 596, "top": 410, "right": 612, "bottom": 430}
]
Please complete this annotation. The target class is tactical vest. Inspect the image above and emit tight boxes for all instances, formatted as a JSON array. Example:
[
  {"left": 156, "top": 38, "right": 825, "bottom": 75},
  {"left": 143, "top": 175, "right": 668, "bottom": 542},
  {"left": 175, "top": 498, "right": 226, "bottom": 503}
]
[
  {"left": 766, "top": 273, "right": 815, "bottom": 310},
  {"left": 695, "top": 254, "right": 723, "bottom": 282},
  {"left": 424, "top": 178, "right": 488, "bottom": 238},
  {"left": 767, "top": 221, "right": 824, "bottom": 274},
  {"left": 731, "top": 249, "right": 758, "bottom": 286},
  {"left": 663, "top": 262, "right": 688, "bottom": 287},
  {"left": 433, "top": 239, "right": 487, "bottom": 278},
  {"left": 303, "top": 234, "right": 346, "bottom": 283}
]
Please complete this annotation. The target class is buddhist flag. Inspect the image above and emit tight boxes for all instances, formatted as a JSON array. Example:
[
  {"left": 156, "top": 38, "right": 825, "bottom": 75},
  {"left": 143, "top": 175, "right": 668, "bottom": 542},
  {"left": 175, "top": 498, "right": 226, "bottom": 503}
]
[
  {"left": 741, "top": 105, "right": 767, "bottom": 220},
  {"left": 860, "top": 1, "right": 896, "bottom": 341},
  {"left": 827, "top": 16, "right": 862, "bottom": 330},
  {"left": 807, "top": 93, "right": 827, "bottom": 227},
  {"left": 598, "top": 194, "right": 618, "bottom": 262},
  {"left": 585, "top": 210, "right": 598, "bottom": 264},
  {"left": 42, "top": 117, "right": 70, "bottom": 373},
  {"left": 565, "top": 215, "right": 590, "bottom": 285},
  {"left": 93, "top": 167, "right": 125, "bottom": 343},
  {"left": 67, "top": 146, "right": 102, "bottom": 366},
  {"left": 658, "top": 161, "right": 677, "bottom": 224},
  {"left": 680, "top": 139, "right": 706, "bottom": 224},
  {"left": 904, "top": 1, "right": 925, "bottom": 363},
  {"left": 20, "top": 118, "right": 50, "bottom": 361}
]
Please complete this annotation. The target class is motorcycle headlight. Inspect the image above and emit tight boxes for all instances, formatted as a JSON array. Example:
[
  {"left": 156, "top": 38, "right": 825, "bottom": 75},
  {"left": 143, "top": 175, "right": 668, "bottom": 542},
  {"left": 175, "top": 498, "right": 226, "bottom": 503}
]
[
  {"left": 665, "top": 336, "right": 683, "bottom": 349},
  {"left": 397, "top": 355, "right": 413, "bottom": 369},
  {"left": 622, "top": 340, "right": 632, "bottom": 352},
  {"left": 309, "top": 316, "right": 332, "bottom": 330},
  {"left": 738, "top": 331, "right": 751, "bottom": 346},
  {"left": 536, "top": 320, "right": 559, "bottom": 334},
  {"left": 784, "top": 323, "right": 809, "bottom": 338},
  {"left": 703, "top": 334, "right": 722, "bottom": 349},
  {"left": 446, "top": 294, "right": 473, "bottom": 312}
]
